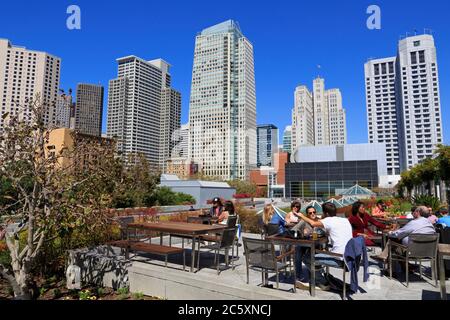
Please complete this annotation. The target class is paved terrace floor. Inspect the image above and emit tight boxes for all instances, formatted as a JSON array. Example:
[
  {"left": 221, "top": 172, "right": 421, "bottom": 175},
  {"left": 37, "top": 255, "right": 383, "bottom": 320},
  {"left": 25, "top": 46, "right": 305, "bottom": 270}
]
[{"left": 122, "top": 233, "right": 450, "bottom": 300}]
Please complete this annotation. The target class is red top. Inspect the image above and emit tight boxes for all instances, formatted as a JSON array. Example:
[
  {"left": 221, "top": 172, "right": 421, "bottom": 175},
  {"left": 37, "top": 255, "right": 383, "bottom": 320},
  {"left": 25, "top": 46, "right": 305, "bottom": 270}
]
[{"left": 348, "top": 213, "right": 387, "bottom": 246}]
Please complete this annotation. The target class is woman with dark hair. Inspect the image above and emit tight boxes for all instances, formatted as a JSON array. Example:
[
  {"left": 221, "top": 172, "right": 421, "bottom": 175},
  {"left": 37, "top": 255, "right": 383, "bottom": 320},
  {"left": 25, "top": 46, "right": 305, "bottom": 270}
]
[
  {"left": 218, "top": 201, "right": 235, "bottom": 225},
  {"left": 348, "top": 201, "right": 387, "bottom": 246}
]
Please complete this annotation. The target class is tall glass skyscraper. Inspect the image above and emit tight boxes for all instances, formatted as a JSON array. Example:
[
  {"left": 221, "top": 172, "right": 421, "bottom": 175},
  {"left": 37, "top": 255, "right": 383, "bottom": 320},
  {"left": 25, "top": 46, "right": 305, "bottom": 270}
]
[
  {"left": 188, "top": 20, "right": 257, "bottom": 180},
  {"left": 257, "top": 124, "right": 278, "bottom": 167}
]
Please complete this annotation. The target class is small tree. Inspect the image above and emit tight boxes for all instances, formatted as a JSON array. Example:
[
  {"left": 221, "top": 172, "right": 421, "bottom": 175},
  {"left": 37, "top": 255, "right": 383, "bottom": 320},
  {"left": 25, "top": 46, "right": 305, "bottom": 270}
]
[{"left": 0, "top": 95, "right": 120, "bottom": 299}]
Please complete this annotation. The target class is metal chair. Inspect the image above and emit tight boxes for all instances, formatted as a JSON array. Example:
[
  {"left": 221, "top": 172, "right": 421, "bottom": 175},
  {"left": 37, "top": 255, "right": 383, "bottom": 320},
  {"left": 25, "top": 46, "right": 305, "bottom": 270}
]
[
  {"left": 197, "top": 228, "right": 237, "bottom": 275},
  {"left": 314, "top": 237, "right": 366, "bottom": 300},
  {"left": 242, "top": 237, "right": 296, "bottom": 293},
  {"left": 389, "top": 233, "right": 439, "bottom": 287}
]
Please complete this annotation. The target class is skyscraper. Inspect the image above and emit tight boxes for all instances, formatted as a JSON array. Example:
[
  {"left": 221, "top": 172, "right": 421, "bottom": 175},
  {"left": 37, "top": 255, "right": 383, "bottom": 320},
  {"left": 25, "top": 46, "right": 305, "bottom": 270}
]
[
  {"left": 75, "top": 83, "right": 104, "bottom": 136},
  {"left": 107, "top": 56, "right": 181, "bottom": 169},
  {"left": 291, "top": 77, "right": 347, "bottom": 151},
  {"left": 55, "top": 92, "right": 73, "bottom": 128},
  {"left": 292, "top": 86, "right": 314, "bottom": 153},
  {"left": 171, "top": 123, "right": 189, "bottom": 159},
  {"left": 0, "top": 39, "right": 60, "bottom": 131},
  {"left": 188, "top": 20, "right": 257, "bottom": 180},
  {"left": 282, "top": 126, "right": 292, "bottom": 154},
  {"left": 257, "top": 124, "right": 278, "bottom": 167},
  {"left": 365, "top": 34, "right": 443, "bottom": 174}
]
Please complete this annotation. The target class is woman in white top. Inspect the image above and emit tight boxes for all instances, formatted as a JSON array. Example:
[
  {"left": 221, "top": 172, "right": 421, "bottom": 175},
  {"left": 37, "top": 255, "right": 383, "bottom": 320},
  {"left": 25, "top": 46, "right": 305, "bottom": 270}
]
[
  {"left": 285, "top": 201, "right": 301, "bottom": 225},
  {"left": 218, "top": 201, "right": 235, "bottom": 225}
]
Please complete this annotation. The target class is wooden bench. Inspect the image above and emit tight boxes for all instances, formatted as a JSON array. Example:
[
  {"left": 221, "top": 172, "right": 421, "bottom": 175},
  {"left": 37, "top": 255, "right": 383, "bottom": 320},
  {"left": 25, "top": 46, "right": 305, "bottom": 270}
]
[{"left": 109, "top": 240, "right": 185, "bottom": 269}]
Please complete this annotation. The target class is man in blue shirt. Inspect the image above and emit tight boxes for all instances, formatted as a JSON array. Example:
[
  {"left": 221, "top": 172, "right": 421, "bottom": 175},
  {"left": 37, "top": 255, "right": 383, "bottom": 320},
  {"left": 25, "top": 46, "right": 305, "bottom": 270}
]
[{"left": 437, "top": 208, "right": 450, "bottom": 227}]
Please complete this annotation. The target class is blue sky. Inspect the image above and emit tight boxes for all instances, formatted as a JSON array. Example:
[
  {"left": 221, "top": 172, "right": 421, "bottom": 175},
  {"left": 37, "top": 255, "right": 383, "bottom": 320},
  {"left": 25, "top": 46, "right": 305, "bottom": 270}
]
[{"left": 1, "top": 0, "right": 449, "bottom": 144}]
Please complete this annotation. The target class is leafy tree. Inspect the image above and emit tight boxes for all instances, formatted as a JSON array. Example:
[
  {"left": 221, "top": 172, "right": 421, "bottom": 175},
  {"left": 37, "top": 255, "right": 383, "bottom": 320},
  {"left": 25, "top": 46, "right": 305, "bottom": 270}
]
[
  {"left": 226, "top": 180, "right": 257, "bottom": 197},
  {"left": 0, "top": 95, "right": 122, "bottom": 299}
]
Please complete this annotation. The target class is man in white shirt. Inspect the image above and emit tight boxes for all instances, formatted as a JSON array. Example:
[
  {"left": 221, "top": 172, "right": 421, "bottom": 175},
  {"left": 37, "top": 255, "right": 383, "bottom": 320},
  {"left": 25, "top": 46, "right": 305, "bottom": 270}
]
[{"left": 296, "top": 202, "right": 353, "bottom": 290}]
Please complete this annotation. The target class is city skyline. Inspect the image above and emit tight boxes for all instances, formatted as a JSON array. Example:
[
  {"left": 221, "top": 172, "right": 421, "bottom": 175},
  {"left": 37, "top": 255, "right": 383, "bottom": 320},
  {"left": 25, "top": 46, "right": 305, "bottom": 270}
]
[{"left": 0, "top": 0, "right": 449, "bottom": 146}]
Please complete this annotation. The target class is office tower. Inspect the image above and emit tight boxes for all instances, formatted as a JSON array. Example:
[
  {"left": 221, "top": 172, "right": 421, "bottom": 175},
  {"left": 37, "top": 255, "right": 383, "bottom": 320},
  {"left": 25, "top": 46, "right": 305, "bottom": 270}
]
[
  {"left": 291, "top": 77, "right": 347, "bottom": 150},
  {"left": 291, "top": 86, "right": 314, "bottom": 153},
  {"left": 0, "top": 39, "right": 60, "bottom": 131},
  {"left": 171, "top": 123, "right": 189, "bottom": 159},
  {"left": 365, "top": 33, "right": 443, "bottom": 173},
  {"left": 107, "top": 56, "right": 181, "bottom": 169},
  {"left": 327, "top": 88, "right": 347, "bottom": 145},
  {"left": 188, "top": 20, "right": 257, "bottom": 180},
  {"left": 55, "top": 92, "right": 72, "bottom": 128},
  {"left": 365, "top": 57, "right": 399, "bottom": 175},
  {"left": 282, "top": 126, "right": 292, "bottom": 154},
  {"left": 74, "top": 83, "right": 104, "bottom": 136},
  {"left": 159, "top": 87, "right": 181, "bottom": 171},
  {"left": 257, "top": 124, "right": 278, "bottom": 167}
]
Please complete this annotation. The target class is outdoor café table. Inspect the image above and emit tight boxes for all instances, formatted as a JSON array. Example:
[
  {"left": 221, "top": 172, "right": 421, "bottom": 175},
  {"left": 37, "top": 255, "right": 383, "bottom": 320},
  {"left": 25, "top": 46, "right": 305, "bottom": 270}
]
[
  {"left": 267, "top": 235, "right": 328, "bottom": 297},
  {"left": 438, "top": 244, "right": 450, "bottom": 300},
  {"left": 127, "top": 221, "right": 227, "bottom": 272}
]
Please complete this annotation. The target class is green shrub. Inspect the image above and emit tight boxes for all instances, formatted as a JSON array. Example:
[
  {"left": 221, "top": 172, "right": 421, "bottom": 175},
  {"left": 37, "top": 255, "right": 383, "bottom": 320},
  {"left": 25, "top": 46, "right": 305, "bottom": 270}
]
[
  {"left": 132, "top": 292, "right": 145, "bottom": 300},
  {"left": 412, "top": 195, "right": 441, "bottom": 211}
]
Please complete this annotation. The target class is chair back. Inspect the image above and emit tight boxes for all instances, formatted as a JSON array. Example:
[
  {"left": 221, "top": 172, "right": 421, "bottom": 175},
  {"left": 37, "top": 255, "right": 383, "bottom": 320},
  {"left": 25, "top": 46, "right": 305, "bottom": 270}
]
[
  {"left": 407, "top": 233, "right": 439, "bottom": 258},
  {"left": 265, "top": 223, "right": 280, "bottom": 236},
  {"left": 219, "top": 228, "right": 237, "bottom": 249},
  {"left": 242, "top": 237, "right": 277, "bottom": 270},
  {"left": 227, "top": 215, "right": 238, "bottom": 228}
]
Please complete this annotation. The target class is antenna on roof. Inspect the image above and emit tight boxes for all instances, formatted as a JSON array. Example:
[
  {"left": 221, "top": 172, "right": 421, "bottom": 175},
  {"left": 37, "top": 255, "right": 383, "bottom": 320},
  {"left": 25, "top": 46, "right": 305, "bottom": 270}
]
[{"left": 317, "top": 65, "right": 322, "bottom": 78}]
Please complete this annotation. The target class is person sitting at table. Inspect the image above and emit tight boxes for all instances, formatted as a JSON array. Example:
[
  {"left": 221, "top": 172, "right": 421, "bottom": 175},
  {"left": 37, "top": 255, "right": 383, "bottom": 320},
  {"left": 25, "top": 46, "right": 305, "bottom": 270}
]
[
  {"left": 437, "top": 208, "right": 450, "bottom": 227},
  {"left": 218, "top": 201, "right": 236, "bottom": 225},
  {"left": 285, "top": 201, "right": 301, "bottom": 225},
  {"left": 296, "top": 202, "right": 353, "bottom": 291},
  {"left": 373, "top": 206, "right": 436, "bottom": 263},
  {"left": 291, "top": 205, "right": 321, "bottom": 281},
  {"left": 209, "top": 197, "right": 224, "bottom": 217},
  {"left": 371, "top": 200, "right": 387, "bottom": 218},
  {"left": 262, "top": 204, "right": 275, "bottom": 225},
  {"left": 425, "top": 206, "right": 439, "bottom": 225},
  {"left": 269, "top": 204, "right": 287, "bottom": 235},
  {"left": 349, "top": 201, "right": 387, "bottom": 246}
]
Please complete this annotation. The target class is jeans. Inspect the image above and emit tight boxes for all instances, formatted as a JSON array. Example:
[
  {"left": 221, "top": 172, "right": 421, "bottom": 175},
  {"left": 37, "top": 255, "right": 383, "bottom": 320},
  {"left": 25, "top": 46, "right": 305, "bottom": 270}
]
[{"left": 302, "top": 253, "right": 344, "bottom": 284}]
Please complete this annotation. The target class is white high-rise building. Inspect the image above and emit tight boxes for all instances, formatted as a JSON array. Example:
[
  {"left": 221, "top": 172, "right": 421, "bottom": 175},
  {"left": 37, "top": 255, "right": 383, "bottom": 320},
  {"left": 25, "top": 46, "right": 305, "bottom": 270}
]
[
  {"left": 0, "top": 39, "right": 60, "bottom": 131},
  {"left": 282, "top": 126, "right": 292, "bottom": 154},
  {"left": 171, "top": 123, "right": 189, "bottom": 159},
  {"left": 292, "top": 86, "right": 314, "bottom": 153},
  {"left": 365, "top": 34, "right": 443, "bottom": 174},
  {"left": 188, "top": 20, "right": 257, "bottom": 180},
  {"left": 291, "top": 77, "right": 347, "bottom": 150},
  {"left": 107, "top": 56, "right": 181, "bottom": 169},
  {"left": 365, "top": 57, "right": 399, "bottom": 175}
]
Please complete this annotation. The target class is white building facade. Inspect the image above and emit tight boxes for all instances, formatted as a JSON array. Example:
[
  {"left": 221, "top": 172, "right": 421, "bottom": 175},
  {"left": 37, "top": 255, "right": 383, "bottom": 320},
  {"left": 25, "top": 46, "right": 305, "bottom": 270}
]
[
  {"left": 291, "top": 77, "right": 347, "bottom": 151},
  {"left": 365, "top": 34, "right": 444, "bottom": 174},
  {"left": 188, "top": 20, "right": 257, "bottom": 181},
  {"left": 107, "top": 56, "right": 181, "bottom": 169},
  {"left": 0, "top": 39, "right": 60, "bottom": 131}
]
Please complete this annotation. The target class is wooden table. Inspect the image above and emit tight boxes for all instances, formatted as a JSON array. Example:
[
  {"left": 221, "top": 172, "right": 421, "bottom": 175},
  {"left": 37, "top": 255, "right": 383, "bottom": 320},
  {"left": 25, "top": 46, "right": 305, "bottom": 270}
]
[
  {"left": 127, "top": 221, "right": 227, "bottom": 272},
  {"left": 267, "top": 235, "right": 328, "bottom": 297},
  {"left": 438, "top": 244, "right": 450, "bottom": 300}
]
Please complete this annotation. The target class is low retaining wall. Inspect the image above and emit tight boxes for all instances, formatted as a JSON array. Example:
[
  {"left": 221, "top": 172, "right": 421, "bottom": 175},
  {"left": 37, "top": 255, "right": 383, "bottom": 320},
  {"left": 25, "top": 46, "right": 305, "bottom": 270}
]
[{"left": 67, "top": 246, "right": 130, "bottom": 290}]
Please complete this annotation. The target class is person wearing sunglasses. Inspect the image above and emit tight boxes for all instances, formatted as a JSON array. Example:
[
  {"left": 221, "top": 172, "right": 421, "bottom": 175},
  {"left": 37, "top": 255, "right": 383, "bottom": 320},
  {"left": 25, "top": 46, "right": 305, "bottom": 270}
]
[
  {"left": 292, "top": 206, "right": 322, "bottom": 282},
  {"left": 286, "top": 201, "right": 301, "bottom": 225}
]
